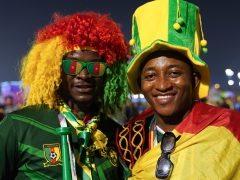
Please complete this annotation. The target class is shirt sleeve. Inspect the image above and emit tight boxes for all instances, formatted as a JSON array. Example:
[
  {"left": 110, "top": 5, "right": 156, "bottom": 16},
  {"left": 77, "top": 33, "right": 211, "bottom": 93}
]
[{"left": 0, "top": 114, "right": 19, "bottom": 179}]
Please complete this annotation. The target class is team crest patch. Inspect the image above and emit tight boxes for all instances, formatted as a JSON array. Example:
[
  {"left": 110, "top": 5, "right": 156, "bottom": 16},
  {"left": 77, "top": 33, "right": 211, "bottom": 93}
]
[{"left": 43, "top": 143, "right": 62, "bottom": 167}]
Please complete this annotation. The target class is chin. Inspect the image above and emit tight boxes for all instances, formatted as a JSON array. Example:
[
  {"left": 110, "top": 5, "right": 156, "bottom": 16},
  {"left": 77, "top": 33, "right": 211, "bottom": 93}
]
[
  {"left": 155, "top": 108, "right": 178, "bottom": 117},
  {"left": 71, "top": 96, "right": 97, "bottom": 107},
  {"left": 77, "top": 100, "right": 95, "bottom": 108}
]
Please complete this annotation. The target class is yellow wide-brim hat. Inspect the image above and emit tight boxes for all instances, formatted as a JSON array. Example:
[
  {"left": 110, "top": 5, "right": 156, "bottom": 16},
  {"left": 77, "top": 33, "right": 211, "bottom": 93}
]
[{"left": 128, "top": 0, "right": 210, "bottom": 100}]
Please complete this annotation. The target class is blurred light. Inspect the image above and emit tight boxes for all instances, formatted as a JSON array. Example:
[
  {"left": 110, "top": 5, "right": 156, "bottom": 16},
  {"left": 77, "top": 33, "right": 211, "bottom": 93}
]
[
  {"left": 228, "top": 80, "right": 234, "bottom": 85},
  {"left": 239, "top": 81, "right": 240, "bottom": 86},
  {"left": 238, "top": 72, "right": 240, "bottom": 79},
  {"left": 225, "top": 69, "right": 234, "bottom": 76},
  {"left": 139, "top": 94, "right": 144, "bottom": 99},
  {"left": 133, "top": 95, "right": 139, "bottom": 99},
  {"left": 214, "top": 83, "right": 220, "bottom": 89}
]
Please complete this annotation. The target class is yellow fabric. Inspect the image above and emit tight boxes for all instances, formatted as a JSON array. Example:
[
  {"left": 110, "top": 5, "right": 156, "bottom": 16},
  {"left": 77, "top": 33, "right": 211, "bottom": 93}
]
[
  {"left": 91, "top": 130, "right": 108, "bottom": 150},
  {"left": 194, "top": 13, "right": 201, "bottom": 57},
  {"left": 129, "top": 126, "right": 240, "bottom": 180},
  {"left": 57, "top": 100, "right": 104, "bottom": 179},
  {"left": 133, "top": 0, "right": 169, "bottom": 48}
]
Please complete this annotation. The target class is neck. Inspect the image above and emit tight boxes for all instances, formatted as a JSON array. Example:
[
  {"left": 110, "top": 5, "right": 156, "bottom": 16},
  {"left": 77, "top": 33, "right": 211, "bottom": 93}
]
[
  {"left": 155, "top": 108, "right": 192, "bottom": 132},
  {"left": 66, "top": 99, "right": 99, "bottom": 116}
]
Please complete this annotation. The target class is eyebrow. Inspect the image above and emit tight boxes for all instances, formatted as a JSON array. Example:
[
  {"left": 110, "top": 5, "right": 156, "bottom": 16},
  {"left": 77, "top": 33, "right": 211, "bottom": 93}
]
[
  {"left": 143, "top": 64, "right": 184, "bottom": 72},
  {"left": 168, "top": 64, "right": 184, "bottom": 70},
  {"left": 142, "top": 66, "right": 155, "bottom": 73}
]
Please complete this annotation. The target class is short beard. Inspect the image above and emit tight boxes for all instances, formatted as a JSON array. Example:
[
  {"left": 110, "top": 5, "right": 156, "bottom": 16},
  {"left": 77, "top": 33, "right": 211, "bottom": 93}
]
[{"left": 69, "top": 96, "right": 98, "bottom": 108}]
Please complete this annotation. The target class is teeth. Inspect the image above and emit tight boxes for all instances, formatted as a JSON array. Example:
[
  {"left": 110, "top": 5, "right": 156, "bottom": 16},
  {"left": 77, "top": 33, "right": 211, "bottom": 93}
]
[{"left": 156, "top": 95, "right": 171, "bottom": 99}]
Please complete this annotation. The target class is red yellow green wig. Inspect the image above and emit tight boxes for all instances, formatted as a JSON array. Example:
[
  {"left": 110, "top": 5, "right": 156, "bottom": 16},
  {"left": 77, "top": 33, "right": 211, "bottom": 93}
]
[{"left": 20, "top": 12, "right": 130, "bottom": 115}]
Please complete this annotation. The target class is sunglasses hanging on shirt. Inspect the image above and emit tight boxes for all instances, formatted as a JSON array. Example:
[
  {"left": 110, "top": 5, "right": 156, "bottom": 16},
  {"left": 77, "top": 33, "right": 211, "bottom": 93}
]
[{"left": 155, "top": 132, "right": 181, "bottom": 179}]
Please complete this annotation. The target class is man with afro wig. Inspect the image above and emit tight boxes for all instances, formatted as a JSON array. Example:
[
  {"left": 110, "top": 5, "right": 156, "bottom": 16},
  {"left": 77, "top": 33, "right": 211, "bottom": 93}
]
[{"left": 0, "top": 12, "right": 130, "bottom": 180}]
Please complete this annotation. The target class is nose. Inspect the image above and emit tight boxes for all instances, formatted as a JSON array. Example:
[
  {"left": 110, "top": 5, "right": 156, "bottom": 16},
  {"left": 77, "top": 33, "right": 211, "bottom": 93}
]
[
  {"left": 76, "top": 67, "right": 92, "bottom": 79},
  {"left": 155, "top": 75, "right": 172, "bottom": 92}
]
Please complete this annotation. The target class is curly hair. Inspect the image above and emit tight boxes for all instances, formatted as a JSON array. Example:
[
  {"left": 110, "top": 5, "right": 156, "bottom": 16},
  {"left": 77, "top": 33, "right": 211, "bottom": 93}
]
[{"left": 20, "top": 12, "right": 130, "bottom": 115}]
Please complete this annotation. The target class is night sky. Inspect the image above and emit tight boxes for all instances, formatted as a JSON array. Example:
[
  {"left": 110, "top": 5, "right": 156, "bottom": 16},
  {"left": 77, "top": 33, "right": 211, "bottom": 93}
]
[{"left": 1, "top": 0, "right": 240, "bottom": 91}]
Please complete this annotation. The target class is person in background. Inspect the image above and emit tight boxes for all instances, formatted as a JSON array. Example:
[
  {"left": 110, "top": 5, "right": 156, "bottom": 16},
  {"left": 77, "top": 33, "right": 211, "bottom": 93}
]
[
  {"left": 220, "top": 97, "right": 230, "bottom": 109},
  {"left": 3, "top": 95, "right": 18, "bottom": 114},
  {"left": 136, "top": 101, "right": 145, "bottom": 113},
  {"left": 233, "top": 96, "right": 240, "bottom": 112},
  {"left": 0, "top": 12, "right": 130, "bottom": 179},
  {"left": 116, "top": 0, "right": 240, "bottom": 179},
  {"left": 125, "top": 99, "right": 139, "bottom": 121}
]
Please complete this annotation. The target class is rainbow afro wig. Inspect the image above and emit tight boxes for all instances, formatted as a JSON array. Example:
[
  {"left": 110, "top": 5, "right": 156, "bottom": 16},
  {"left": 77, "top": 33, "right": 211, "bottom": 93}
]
[{"left": 20, "top": 12, "right": 130, "bottom": 115}]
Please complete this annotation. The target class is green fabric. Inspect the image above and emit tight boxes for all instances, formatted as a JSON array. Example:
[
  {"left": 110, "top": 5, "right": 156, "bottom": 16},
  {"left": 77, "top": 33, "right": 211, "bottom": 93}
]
[
  {"left": 168, "top": 0, "right": 197, "bottom": 52},
  {"left": 133, "top": 15, "right": 141, "bottom": 54},
  {"left": 56, "top": 100, "right": 100, "bottom": 179},
  {"left": 119, "top": 157, "right": 132, "bottom": 180},
  {"left": 0, "top": 106, "right": 62, "bottom": 179},
  {"left": 0, "top": 105, "right": 122, "bottom": 180},
  {"left": 78, "top": 111, "right": 85, "bottom": 118},
  {"left": 20, "top": 164, "right": 56, "bottom": 180},
  {"left": 11, "top": 113, "right": 56, "bottom": 134},
  {"left": 148, "top": 114, "right": 163, "bottom": 144},
  {"left": 18, "top": 142, "right": 44, "bottom": 158},
  {"left": 157, "top": 130, "right": 163, "bottom": 143}
]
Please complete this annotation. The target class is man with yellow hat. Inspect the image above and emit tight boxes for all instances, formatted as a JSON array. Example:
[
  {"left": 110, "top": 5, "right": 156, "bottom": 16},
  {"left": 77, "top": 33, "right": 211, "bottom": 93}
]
[{"left": 116, "top": 0, "right": 240, "bottom": 179}]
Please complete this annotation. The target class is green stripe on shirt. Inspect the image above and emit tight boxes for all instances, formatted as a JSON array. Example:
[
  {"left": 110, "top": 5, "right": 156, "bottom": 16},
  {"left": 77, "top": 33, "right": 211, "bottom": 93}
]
[
  {"left": 10, "top": 114, "right": 56, "bottom": 134},
  {"left": 18, "top": 142, "right": 44, "bottom": 158},
  {"left": 19, "top": 164, "right": 57, "bottom": 180}
]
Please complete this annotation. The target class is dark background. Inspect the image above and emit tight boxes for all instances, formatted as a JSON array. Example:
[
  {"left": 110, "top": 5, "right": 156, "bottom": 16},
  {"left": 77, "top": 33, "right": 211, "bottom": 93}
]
[{"left": 1, "top": 0, "right": 240, "bottom": 91}]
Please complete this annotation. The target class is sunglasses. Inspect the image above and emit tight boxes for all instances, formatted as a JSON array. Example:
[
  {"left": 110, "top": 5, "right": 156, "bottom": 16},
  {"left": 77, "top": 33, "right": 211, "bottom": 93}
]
[
  {"left": 62, "top": 59, "right": 107, "bottom": 77},
  {"left": 155, "top": 132, "right": 181, "bottom": 179}
]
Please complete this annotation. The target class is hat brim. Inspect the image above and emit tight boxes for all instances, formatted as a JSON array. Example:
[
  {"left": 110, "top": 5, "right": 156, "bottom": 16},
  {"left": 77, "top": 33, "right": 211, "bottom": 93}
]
[{"left": 127, "top": 40, "right": 210, "bottom": 100}]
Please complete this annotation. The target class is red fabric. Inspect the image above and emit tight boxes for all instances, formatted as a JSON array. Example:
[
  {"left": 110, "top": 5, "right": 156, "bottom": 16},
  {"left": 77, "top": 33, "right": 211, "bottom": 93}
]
[
  {"left": 93, "top": 63, "right": 100, "bottom": 76},
  {"left": 127, "top": 102, "right": 240, "bottom": 142},
  {"left": 83, "top": 113, "right": 92, "bottom": 123},
  {"left": 50, "top": 147, "right": 56, "bottom": 163},
  {"left": 176, "top": 102, "right": 240, "bottom": 142},
  {"left": 72, "top": 110, "right": 91, "bottom": 123},
  {"left": 116, "top": 107, "right": 154, "bottom": 167}
]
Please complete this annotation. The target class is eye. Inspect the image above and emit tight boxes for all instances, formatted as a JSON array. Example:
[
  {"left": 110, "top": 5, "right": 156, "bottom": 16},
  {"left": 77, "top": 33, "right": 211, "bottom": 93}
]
[
  {"left": 169, "top": 71, "right": 182, "bottom": 78},
  {"left": 143, "top": 72, "right": 156, "bottom": 80}
]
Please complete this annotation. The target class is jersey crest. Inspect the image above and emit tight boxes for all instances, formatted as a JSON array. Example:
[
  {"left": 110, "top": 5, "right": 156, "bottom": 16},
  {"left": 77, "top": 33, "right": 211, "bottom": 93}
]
[{"left": 43, "top": 143, "right": 62, "bottom": 167}]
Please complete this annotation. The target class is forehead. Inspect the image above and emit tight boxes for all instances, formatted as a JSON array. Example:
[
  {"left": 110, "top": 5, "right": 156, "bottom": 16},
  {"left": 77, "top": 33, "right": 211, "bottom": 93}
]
[
  {"left": 141, "top": 50, "right": 193, "bottom": 70},
  {"left": 64, "top": 50, "right": 102, "bottom": 61}
]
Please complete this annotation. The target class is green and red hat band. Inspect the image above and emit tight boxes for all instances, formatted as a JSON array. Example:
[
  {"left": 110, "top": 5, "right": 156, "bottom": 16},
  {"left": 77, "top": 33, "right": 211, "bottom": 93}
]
[{"left": 62, "top": 59, "right": 106, "bottom": 77}]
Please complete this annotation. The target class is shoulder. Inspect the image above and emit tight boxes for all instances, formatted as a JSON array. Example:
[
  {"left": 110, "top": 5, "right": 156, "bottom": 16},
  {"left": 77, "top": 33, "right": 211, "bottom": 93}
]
[
  {"left": 2, "top": 105, "right": 59, "bottom": 128},
  {"left": 178, "top": 102, "right": 240, "bottom": 140},
  {"left": 195, "top": 102, "right": 240, "bottom": 118},
  {"left": 9, "top": 105, "right": 58, "bottom": 119}
]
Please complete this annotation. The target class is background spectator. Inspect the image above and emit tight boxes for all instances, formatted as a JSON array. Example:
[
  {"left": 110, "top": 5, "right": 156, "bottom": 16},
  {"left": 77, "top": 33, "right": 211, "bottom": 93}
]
[{"left": 3, "top": 95, "right": 18, "bottom": 114}]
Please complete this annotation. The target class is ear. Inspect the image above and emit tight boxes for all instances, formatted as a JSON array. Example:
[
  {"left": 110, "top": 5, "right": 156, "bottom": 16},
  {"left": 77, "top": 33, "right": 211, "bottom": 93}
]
[{"left": 192, "top": 72, "right": 201, "bottom": 89}]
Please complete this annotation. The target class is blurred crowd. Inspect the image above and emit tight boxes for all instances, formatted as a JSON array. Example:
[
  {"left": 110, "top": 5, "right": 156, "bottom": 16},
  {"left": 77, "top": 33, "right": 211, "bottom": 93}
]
[
  {"left": 203, "top": 96, "right": 240, "bottom": 112},
  {"left": 0, "top": 95, "right": 20, "bottom": 121},
  {"left": 124, "top": 90, "right": 240, "bottom": 123},
  {"left": 1, "top": 90, "right": 240, "bottom": 123}
]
